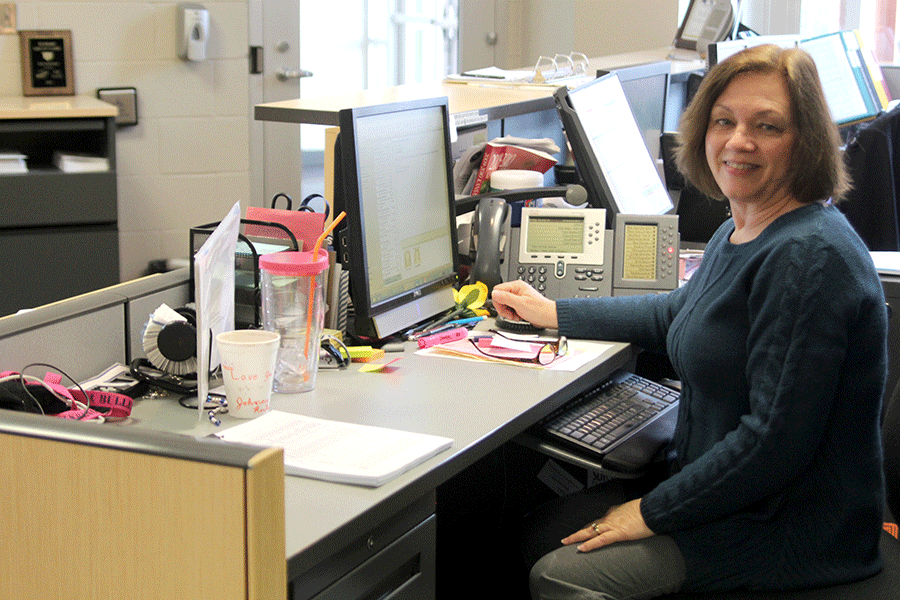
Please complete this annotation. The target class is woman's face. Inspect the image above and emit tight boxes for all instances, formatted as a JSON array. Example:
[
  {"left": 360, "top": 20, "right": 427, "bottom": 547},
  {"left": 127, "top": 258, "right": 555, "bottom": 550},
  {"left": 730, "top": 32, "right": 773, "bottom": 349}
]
[{"left": 705, "top": 72, "right": 796, "bottom": 206}]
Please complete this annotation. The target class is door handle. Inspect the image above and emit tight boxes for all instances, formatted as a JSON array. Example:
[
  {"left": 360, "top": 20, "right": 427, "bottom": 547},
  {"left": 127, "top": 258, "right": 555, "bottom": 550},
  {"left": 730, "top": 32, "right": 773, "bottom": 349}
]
[{"left": 275, "top": 68, "right": 313, "bottom": 81}]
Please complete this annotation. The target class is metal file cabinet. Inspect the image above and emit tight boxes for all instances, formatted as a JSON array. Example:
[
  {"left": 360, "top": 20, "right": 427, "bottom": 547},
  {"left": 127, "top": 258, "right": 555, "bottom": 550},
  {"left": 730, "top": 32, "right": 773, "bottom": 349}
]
[{"left": 0, "top": 97, "right": 119, "bottom": 317}]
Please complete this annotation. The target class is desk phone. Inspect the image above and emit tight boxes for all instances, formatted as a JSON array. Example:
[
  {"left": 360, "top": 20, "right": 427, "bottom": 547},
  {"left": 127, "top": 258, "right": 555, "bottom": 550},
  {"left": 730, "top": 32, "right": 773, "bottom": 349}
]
[
  {"left": 507, "top": 207, "right": 612, "bottom": 298},
  {"left": 612, "top": 213, "right": 680, "bottom": 295},
  {"left": 505, "top": 208, "right": 679, "bottom": 299}
]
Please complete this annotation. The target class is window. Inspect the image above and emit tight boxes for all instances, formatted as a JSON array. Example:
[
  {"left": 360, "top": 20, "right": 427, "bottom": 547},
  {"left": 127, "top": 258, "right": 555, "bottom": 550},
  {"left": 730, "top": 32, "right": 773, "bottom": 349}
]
[
  {"left": 800, "top": 0, "right": 897, "bottom": 63},
  {"left": 722, "top": 1, "right": 897, "bottom": 64}
]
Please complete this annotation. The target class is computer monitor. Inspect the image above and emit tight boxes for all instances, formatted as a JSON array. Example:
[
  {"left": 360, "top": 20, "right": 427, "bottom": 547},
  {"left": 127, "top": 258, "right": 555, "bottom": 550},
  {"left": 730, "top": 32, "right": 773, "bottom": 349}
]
[
  {"left": 336, "top": 97, "right": 459, "bottom": 341},
  {"left": 597, "top": 61, "right": 670, "bottom": 160},
  {"left": 672, "top": 0, "right": 734, "bottom": 53},
  {"left": 554, "top": 73, "right": 674, "bottom": 228}
]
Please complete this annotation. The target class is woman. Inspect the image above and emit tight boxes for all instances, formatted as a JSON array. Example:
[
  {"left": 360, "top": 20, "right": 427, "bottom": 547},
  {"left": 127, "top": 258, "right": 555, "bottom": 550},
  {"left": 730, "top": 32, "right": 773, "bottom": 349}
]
[{"left": 493, "top": 44, "right": 888, "bottom": 598}]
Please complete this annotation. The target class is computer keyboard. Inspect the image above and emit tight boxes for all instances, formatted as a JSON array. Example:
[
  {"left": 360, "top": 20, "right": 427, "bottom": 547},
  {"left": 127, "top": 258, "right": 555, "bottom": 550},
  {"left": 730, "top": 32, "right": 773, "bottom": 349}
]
[{"left": 540, "top": 370, "right": 679, "bottom": 460}]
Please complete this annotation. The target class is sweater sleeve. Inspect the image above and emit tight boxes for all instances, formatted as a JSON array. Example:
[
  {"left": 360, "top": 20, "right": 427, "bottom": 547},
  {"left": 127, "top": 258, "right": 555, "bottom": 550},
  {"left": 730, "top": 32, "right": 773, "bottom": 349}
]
[
  {"left": 641, "top": 235, "right": 875, "bottom": 533},
  {"left": 556, "top": 284, "right": 688, "bottom": 354}
]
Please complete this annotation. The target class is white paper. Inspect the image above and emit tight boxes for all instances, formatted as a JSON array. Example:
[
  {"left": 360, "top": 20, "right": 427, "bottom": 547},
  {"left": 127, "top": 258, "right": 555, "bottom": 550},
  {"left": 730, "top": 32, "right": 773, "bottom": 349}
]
[
  {"left": 216, "top": 410, "right": 453, "bottom": 487},
  {"left": 194, "top": 201, "right": 241, "bottom": 421},
  {"left": 871, "top": 251, "right": 900, "bottom": 275}
]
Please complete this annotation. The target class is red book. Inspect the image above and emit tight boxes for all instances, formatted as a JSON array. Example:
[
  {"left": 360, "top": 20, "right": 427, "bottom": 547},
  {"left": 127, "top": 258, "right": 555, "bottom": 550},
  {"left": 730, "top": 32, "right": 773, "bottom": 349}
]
[{"left": 469, "top": 142, "right": 557, "bottom": 195}]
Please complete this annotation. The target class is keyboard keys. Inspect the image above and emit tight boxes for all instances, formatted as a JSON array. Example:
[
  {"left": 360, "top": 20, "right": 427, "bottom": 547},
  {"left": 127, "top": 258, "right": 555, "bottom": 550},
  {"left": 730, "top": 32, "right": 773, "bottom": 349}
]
[{"left": 541, "top": 371, "right": 679, "bottom": 455}]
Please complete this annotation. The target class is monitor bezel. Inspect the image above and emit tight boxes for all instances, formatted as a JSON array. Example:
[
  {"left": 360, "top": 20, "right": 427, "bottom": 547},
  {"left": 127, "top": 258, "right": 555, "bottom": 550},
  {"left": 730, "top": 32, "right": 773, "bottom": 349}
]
[{"left": 336, "top": 96, "right": 459, "bottom": 339}]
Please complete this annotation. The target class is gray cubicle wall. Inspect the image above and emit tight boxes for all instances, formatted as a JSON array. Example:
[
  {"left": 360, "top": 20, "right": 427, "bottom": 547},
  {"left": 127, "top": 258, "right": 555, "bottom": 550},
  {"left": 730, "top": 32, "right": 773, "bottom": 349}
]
[
  {"left": 0, "top": 268, "right": 190, "bottom": 382},
  {"left": 882, "top": 66, "right": 900, "bottom": 100}
]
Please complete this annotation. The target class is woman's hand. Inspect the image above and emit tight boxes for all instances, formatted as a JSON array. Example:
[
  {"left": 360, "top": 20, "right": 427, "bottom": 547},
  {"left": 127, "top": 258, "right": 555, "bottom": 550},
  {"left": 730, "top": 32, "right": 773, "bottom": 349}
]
[
  {"left": 491, "top": 280, "right": 559, "bottom": 330},
  {"left": 562, "top": 499, "right": 654, "bottom": 552}
]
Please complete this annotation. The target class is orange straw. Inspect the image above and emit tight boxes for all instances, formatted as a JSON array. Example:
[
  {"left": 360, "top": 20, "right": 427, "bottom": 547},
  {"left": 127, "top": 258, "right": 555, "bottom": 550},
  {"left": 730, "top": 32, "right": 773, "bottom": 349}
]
[{"left": 303, "top": 212, "right": 346, "bottom": 371}]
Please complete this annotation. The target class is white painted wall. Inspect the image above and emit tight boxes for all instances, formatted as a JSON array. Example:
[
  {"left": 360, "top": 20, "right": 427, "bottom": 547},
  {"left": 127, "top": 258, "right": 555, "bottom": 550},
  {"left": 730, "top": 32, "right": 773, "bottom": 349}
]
[
  {"left": 519, "top": 0, "right": 680, "bottom": 68},
  {"left": 0, "top": 0, "right": 251, "bottom": 282},
  {"left": 2, "top": 0, "right": 678, "bottom": 285}
]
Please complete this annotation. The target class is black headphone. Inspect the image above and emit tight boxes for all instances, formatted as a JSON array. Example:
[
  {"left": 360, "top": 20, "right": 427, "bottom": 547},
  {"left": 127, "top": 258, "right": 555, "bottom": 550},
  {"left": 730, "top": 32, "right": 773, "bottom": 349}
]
[{"left": 129, "top": 358, "right": 199, "bottom": 395}]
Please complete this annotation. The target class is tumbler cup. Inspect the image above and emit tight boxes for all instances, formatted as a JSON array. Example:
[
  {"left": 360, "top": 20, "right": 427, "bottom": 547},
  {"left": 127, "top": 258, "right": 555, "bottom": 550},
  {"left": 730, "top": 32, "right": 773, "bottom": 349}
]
[{"left": 260, "top": 249, "right": 329, "bottom": 393}]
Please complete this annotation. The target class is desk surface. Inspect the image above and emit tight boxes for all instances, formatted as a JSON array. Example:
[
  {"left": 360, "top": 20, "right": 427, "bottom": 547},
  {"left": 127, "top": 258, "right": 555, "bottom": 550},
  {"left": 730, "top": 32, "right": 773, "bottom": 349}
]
[
  {"left": 120, "top": 333, "right": 635, "bottom": 577},
  {"left": 254, "top": 47, "right": 705, "bottom": 126},
  {"left": 0, "top": 95, "right": 117, "bottom": 119}
]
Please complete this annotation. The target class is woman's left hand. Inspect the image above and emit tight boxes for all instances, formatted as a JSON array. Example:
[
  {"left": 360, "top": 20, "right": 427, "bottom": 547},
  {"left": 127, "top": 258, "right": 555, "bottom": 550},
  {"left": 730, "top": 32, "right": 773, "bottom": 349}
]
[{"left": 562, "top": 499, "right": 654, "bottom": 552}]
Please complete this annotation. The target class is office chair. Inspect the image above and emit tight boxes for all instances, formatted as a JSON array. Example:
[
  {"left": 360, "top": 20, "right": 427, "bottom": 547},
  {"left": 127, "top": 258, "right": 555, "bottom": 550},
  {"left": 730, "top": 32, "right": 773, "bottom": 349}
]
[
  {"left": 840, "top": 105, "right": 900, "bottom": 251},
  {"left": 660, "top": 132, "right": 731, "bottom": 245},
  {"left": 659, "top": 378, "right": 900, "bottom": 600}
]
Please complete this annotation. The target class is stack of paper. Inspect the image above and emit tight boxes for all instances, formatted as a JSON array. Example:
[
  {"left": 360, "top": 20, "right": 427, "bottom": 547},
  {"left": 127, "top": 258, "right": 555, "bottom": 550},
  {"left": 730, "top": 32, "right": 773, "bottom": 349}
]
[
  {"left": 0, "top": 151, "right": 28, "bottom": 174},
  {"left": 53, "top": 151, "right": 110, "bottom": 173},
  {"left": 216, "top": 410, "right": 453, "bottom": 487}
]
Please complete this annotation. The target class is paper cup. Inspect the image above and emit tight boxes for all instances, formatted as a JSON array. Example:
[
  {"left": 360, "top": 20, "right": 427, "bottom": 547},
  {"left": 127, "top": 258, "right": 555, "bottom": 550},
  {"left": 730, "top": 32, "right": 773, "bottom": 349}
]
[{"left": 216, "top": 329, "right": 280, "bottom": 419}]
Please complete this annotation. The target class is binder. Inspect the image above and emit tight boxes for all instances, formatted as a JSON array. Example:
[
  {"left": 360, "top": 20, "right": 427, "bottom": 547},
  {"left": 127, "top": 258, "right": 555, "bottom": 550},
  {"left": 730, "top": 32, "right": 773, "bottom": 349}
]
[{"left": 799, "top": 30, "right": 881, "bottom": 125}]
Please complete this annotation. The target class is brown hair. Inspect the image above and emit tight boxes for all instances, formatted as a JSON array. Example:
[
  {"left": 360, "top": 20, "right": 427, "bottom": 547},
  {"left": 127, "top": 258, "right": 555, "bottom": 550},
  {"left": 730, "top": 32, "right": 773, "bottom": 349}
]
[{"left": 675, "top": 44, "right": 850, "bottom": 203}]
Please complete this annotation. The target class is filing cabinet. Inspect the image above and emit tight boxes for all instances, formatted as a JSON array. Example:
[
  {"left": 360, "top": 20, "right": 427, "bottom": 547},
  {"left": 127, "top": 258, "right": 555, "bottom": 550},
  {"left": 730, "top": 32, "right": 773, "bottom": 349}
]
[{"left": 0, "top": 97, "right": 119, "bottom": 316}]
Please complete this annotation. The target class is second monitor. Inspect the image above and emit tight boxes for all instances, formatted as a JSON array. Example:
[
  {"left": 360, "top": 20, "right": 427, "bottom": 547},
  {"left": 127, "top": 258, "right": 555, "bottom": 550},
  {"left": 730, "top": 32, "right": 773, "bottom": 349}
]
[{"left": 554, "top": 72, "right": 675, "bottom": 228}]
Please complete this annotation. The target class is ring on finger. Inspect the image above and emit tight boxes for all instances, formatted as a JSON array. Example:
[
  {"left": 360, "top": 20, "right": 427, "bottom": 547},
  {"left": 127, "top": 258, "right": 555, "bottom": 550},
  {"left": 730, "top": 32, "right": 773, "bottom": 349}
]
[{"left": 591, "top": 522, "right": 601, "bottom": 534}]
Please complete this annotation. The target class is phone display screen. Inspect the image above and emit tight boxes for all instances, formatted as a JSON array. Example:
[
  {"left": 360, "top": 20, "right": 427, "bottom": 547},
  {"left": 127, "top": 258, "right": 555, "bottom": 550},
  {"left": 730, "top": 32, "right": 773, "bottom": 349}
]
[
  {"left": 621, "top": 224, "right": 658, "bottom": 280},
  {"left": 525, "top": 216, "right": 585, "bottom": 254}
]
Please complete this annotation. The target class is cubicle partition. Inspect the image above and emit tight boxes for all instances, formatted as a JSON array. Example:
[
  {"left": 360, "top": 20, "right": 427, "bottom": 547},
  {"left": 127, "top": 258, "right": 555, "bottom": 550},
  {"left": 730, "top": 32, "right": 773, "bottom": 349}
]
[
  {"left": 0, "top": 410, "right": 286, "bottom": 600},
  {"left": 0, "top": 268, "right": 190, "bottom": 381}
]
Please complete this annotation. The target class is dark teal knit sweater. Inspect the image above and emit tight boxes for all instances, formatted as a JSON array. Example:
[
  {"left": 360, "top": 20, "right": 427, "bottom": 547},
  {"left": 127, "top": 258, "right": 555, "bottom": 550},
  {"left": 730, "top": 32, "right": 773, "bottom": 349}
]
[{"left": 556, "top": 203, "right": 887, "bottom": 592}]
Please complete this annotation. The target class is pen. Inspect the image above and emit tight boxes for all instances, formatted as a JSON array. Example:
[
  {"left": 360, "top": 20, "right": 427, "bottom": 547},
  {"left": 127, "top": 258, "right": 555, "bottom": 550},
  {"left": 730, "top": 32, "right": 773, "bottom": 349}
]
[
  {"left": 461, "top": 72, "right": 506, "bottom": 79},
  {"left": 406, "top": 307, "right": 468, "bottom": 340},
  {"left": 413, "top": 323, "right": 456, "bottom": 339},
  {"left": 444, "top": 315, "right": 487, "bottom": 328},
  {"left": 415, "top": 316, "right": 487, "bottom": 339}
]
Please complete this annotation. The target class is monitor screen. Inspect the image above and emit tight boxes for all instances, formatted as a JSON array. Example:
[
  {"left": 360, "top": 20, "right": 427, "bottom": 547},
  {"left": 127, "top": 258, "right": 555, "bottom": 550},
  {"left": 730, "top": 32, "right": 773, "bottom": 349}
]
[
  {"left": 673, "top": 0, "right": 722, "bottom": 50},
  {"left": 554, "top": 73, "right": 674, "bottom": 228},
  {"left": 336, "top": 97, "right": 458, "bottom": 340},
  {"left": 597, "top": 61, "right": 670, "bottom": 160}
]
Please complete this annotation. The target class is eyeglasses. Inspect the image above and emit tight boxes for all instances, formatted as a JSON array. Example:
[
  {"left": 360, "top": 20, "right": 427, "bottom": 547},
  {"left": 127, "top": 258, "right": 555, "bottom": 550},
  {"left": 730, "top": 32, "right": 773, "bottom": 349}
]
[{"left": 469, "top": 330, "right": 568, "bottom": 366}]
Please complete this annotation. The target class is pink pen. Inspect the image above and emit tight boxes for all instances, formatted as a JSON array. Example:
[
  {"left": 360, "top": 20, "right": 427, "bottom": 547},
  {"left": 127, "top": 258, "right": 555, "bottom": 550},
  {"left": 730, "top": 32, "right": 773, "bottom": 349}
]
[{"left": 417, "top": 327, "right": 468, "bottom": 349}]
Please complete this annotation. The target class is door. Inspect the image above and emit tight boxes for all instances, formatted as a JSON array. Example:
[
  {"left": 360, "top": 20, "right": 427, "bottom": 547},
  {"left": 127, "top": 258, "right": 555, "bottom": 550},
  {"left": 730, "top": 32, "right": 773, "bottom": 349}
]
[
  {"left": 249, "top": 0, "right": 305, "bottom": 208},
  {"left": 459, "top": 0, "right": 498, "bottom": 72},
  {"left": 249, "top": 2, "right": 461, "bottom": 212}
]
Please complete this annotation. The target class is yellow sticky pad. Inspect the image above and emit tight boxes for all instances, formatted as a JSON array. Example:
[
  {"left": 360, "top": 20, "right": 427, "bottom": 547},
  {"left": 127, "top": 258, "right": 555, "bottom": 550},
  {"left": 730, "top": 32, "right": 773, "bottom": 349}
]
[
  {"left": 358, "top": 357, "right": 401, "bottom": 373},
  {"left": 345, "top": 345, "right": 375, "bottom": 359},
  {"left": 353, "top": 349, "right": 386, "bottom": 363}
]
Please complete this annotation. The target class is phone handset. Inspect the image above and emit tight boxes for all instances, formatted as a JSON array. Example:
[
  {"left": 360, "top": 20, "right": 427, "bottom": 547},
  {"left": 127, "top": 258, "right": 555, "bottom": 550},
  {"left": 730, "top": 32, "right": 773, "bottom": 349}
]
[{"left": 469, "top": 197, "right": 510, "bottom": 291}]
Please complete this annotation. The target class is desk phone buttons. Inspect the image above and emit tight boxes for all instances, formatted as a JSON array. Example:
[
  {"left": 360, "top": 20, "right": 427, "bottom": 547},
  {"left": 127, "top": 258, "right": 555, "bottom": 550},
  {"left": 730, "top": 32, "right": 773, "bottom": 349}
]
[{"left": 659, "top": 223, "right": 678, "bottom": 278}]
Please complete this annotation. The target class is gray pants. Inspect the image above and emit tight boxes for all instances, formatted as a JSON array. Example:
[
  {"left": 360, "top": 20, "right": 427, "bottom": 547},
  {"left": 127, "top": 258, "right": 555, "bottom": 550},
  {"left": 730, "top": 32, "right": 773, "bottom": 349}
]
[
  {"left": 530, "top": 535, "right": 685, "bottom": 599},
  {"left": 524, "top": 483, "right": 686, "bottom": 600}
]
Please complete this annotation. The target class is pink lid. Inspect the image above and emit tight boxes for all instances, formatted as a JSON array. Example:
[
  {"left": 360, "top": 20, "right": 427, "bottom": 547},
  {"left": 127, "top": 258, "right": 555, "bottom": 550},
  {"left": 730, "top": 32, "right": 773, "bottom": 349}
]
[{"left": 259, "top": 249, "right": 329, "bottom": 276}]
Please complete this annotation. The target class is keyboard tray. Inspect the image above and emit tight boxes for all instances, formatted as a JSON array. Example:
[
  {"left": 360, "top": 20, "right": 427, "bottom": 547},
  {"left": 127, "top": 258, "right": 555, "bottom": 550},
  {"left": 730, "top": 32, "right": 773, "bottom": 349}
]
[{"left": 536, "top": 370, "right": 679, "bottom": 473}]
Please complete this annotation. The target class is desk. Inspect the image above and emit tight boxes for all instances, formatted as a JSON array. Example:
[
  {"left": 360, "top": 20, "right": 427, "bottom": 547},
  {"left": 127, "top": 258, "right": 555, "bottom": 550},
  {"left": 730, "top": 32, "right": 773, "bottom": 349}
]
[
  {"left": 0, "top": 266, "right": 637, "bottom": 599},
  {"left": 123, "top": 333, "right": 637, "bottom": 598},
  {"left": 255, "top": 47, "right": 704, "bottom": 127}
]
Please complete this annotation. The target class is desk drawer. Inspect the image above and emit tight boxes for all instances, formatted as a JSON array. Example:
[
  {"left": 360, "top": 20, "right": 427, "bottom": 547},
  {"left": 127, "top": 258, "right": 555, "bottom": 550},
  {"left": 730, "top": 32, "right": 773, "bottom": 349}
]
[
  {"left": 290, "top": 492, "right": 436, "bottom": 600},
  {"left": 308, "top": 515, "right": 436, "bottom": 600}
]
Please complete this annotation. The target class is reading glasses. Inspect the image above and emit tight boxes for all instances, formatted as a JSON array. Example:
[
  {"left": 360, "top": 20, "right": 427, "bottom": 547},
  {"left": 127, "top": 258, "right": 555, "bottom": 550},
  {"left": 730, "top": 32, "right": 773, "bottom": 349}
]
[{"left": 469, "top": 330, "right": 568, "bottom": 366}]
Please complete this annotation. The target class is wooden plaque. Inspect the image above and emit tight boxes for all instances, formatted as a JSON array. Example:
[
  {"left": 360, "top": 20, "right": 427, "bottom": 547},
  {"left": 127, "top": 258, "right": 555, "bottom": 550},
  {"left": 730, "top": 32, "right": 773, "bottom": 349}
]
[{"left": 19, "top": 30, "right": 75, "bottom": 96}]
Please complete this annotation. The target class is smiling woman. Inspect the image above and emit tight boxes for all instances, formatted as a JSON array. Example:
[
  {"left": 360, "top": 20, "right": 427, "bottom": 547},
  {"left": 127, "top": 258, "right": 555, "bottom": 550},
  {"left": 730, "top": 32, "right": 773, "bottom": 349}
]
[
  {"left": 675, "top": 45, "right": 850, "bottom": 212},
  {"left": 704, "top": 72, "right": 802, "bottom": 243},
  {"left": 502, "top": 43, "right": 889, "bottom": 599}
]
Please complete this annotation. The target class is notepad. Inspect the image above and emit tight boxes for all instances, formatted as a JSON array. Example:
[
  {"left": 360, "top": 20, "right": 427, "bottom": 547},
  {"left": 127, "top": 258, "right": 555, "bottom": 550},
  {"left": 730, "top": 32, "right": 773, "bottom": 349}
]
[{"left": 216, "top": 410, "right": 453, "bottom": 487}]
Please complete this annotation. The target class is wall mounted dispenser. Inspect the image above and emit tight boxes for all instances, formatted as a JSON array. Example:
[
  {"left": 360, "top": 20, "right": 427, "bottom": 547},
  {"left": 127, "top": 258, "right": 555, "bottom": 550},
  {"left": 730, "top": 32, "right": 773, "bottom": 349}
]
[{"left": 178, "top": 3, "right": 209, "bottom": 62}]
